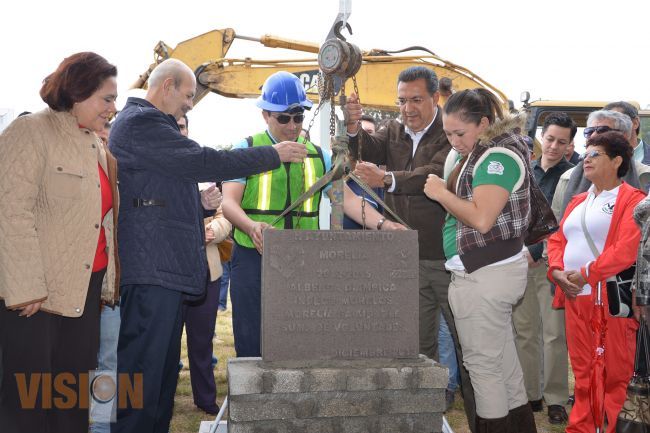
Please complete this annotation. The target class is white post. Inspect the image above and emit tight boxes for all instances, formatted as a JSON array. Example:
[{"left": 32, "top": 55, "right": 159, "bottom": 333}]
[{"left": 318, "top": 101, "right": 332, "bottom": 229}]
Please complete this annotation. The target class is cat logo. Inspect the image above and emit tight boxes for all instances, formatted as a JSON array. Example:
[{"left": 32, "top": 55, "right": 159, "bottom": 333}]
[
  {"left": 487, "top": 161, "right": 505, "bottom": 175},
  {"left": 601, "top": 202, "right": 615, "bottom": 215}
]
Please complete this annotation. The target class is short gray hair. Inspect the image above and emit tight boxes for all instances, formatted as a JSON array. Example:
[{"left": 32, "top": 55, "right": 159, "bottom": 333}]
[
  {"left": 148, "top": 58, "right": 194, "bottom": 89},
  {"left": 587, "top": 109, "right": 633, "bottom": 139}
]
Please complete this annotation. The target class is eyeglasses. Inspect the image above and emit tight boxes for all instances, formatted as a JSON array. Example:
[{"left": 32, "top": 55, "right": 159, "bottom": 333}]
[
  {"left": 272, "top": 113, "right": 305, "bottom": 124},
  {"left": 395, "top": 97, "right": 426, "bottom": 106},
  {"left": 583, "top": 149, "right": 607, "bottom": 159},
  {"left": 583, "top": 125, "right": 620, "bottom": 138}
]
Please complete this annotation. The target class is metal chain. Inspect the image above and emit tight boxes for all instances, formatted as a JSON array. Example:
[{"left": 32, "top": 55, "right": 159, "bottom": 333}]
[
  {"left": 329, "top": 86, "right": 336, "bottom": 138},
  {"left": 351, "top": 75, "right": 362, "bottom": 162},
  {"left": 350, "top": 75, "right": 367, "bottom": 229},
  {"left": 360, "top": 192, "right": 366, "bottom": 230},
  {"left": 297, "top": 73, "right": 331, "bottom": 228},
  {"left": 284, "top": 73, "right": 370, "bottom": 230},
  {"left": 303, "top": 72, "right": 327, "bottom": 142}
]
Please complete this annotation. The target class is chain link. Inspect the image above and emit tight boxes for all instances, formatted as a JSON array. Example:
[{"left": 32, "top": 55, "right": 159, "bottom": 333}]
[
  {"left": 303, "top": 73, "right": 325, "bottom": 143},
  {"left": 360, "top": 193, "right": 366, "bottom": 230},
  {"left": 297, "top": 73, "right": 369, "bottom": 229},
  {"left": 350, "top": 75, "right": 367, "bottom": 229}
]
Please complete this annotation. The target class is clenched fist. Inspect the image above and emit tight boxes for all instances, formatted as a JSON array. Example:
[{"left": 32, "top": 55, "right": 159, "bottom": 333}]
[{"left": 424, "top": 174, "right": 447, "bottom": 201}]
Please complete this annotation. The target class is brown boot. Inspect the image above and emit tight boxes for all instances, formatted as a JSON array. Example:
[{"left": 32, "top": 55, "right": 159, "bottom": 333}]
[
  {"left": 506, "top": 403, "right": 538, "bottom": 433},
  {"left": 475, "top": 415, "right": 508, "bottom": 433}
]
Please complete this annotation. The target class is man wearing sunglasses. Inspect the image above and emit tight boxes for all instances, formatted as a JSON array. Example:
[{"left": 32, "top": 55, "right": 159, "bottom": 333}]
[
  {"left": 222, "top": 71, "right": 403, "bottom": 358},
  {"left": 604, "top": 101, "right": 650, "bottom": 166},
  {"left": 552, "top": 109, "right": 650, "bottom": 220}
]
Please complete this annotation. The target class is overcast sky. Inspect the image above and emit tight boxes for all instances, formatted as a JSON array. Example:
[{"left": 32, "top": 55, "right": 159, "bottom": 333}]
[{"left": 1, "top": 0, "right": 649, "bottom": 146}]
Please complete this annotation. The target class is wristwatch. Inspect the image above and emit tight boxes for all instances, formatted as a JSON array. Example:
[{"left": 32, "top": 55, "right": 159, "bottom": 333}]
[{"left": 383, "top": 172, "right": 393, "bottom": 188}]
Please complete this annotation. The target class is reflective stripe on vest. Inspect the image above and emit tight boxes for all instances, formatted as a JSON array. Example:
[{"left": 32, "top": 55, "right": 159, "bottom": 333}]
[
  {"left": 257, "top": 171, "right": 273, "bottom": 210},
  {"left": 303, "top": 156, "right": 317, "bottom": 211}
]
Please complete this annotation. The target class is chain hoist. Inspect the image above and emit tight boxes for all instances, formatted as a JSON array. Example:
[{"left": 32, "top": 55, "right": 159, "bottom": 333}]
[{"left": 270, "top": 9, "right": 411, "bottom": 231}]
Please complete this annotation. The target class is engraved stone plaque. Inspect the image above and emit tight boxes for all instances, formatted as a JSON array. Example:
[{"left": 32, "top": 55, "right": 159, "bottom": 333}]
[{"left": 261, "top": 230, "right": 419, "bottom": 361}]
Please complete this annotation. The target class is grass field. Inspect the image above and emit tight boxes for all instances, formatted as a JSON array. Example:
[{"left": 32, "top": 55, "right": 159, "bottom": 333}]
[{"left": 170, "top": 304, "right": 571, "bottom": 433}]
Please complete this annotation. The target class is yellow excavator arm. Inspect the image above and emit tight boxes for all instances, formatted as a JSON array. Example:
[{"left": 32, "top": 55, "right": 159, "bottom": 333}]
[{"left": 133, "top": 28, "right": 509, "bottom": 112}]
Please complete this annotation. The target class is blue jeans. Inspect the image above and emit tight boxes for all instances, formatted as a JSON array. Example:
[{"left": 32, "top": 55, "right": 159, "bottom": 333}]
[
  {"left": 219, "top": 261, "right": 231, "bottom": 309},
  {"left": 90, "top": 305, "right": 120, "bottom": 433},
  {"left": 230, "top": 245, "right": 262, "bottom": 357},
  {"left": 439, "top": 311, "right": 459, "bottom": 391}
]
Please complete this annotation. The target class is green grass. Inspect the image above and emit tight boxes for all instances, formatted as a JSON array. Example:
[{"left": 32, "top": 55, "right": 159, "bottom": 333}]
[
  {"left": 170, "top": 305, "right": 234, "bottom": 433},
  {"left": 170, "top": 303, "right": 574, "bottom": 433}
]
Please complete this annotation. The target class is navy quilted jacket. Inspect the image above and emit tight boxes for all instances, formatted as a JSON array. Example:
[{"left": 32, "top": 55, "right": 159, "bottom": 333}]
[{"left": 109, "top": 97, "right": 280, "bottom": 294}]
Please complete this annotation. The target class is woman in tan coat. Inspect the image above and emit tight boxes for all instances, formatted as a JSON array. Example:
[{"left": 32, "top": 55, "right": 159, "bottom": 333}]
[{"left": 0, "top": 52, "right": 119, "bottom": 433}]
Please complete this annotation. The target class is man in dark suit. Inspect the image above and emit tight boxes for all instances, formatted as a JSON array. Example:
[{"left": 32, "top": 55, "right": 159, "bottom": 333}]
[{"left": 109, "top": 59, "right": 306, "bottom": 433}]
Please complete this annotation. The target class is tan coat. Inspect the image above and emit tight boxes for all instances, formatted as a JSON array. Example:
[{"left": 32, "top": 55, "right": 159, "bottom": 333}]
[
  {"left": 0, "top": 108, "right": 120, "bottom": 317},
  {"left": 204, "top": 207, "right": 232, "bottom": 282}
]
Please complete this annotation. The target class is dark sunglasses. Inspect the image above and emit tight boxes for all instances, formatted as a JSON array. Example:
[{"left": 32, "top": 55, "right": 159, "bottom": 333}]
[
  {"left": 272, "top": 113, "right": 305, "bottom": 124},
  {"left": 583, "top": 125, "right": 620, "bottom": 138},
  {"left": 583, "top": 149, "right": 607, "bottom": 159}
]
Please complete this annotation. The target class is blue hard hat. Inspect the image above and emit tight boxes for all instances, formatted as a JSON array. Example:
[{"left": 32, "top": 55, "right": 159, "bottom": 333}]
[{"left": 255, "top": 71, "right": 313, "bottom": 112}]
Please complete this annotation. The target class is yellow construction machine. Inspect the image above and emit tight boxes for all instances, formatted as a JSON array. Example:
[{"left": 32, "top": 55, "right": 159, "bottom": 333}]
[
  {"left": 132, "top": 28, "right": 510, "bottom": 112},
  {"left": 134, "top": 28, "right": 650, "bottom": 153}
]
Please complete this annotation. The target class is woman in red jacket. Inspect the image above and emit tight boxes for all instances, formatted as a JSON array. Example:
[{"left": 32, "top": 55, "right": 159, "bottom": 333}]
[{"left": 547, "top": 131, "right": 645, "bottom": 433}]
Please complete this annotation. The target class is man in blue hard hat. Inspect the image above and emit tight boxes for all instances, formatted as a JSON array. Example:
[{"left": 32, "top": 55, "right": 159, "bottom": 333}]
[{"left": 222, "top": 71, "right": 404, "bottom": 357}]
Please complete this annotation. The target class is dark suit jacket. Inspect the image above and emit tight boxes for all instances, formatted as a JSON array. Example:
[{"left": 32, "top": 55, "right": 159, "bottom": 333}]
[
  {"left": 349, "top": 110, "right": 451, "bottom": 260},
  {"left": 109, "top": 97, "right": 280, "bottom": 294},
  {"left": 642, "top": 139, "right": 650, "bottom": 165}
]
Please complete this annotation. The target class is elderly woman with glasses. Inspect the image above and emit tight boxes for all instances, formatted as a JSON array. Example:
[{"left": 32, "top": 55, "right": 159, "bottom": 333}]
[
  {"left": 547, "top": 131, "right": 645, "bottom": 433},
  {"left": 553, "top": 110, "right": 650, "bottom": 221}
]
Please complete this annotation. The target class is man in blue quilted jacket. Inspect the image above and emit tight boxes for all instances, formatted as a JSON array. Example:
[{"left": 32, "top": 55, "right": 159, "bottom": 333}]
[{"left": 108, "top": 59, "right": 307, "bottom": 433}]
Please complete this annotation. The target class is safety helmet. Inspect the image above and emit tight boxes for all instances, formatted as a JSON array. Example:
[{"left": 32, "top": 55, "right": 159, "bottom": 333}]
[{"left": 255, "top": 71, "right": 313, "bottom": 112}]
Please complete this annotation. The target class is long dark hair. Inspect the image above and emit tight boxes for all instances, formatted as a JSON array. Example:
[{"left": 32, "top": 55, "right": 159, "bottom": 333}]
[
  {"left": 40, "top": 52, "right": 117, "bottom": 112},
  {"left": 444, "top": 88, "right": 504, "bottom": 192}
]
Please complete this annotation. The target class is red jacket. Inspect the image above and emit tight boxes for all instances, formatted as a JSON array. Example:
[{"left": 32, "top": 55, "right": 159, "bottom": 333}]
[{"left": 547, "top": 182, "right": 646, "bottom": 308}]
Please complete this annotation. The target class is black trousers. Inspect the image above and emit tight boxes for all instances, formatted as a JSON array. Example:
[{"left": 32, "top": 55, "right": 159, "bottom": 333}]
[
  {"left": 112, "top": 284, "right": 184, "bottom": 433},
  {"left": 183, "top": 277, "right": 220, "bottom": 411},
  {"left": 0, "top": 270, "right": 104, "bottom": 433}
]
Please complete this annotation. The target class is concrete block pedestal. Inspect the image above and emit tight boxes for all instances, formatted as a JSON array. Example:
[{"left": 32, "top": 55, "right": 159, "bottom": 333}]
[{"left": 227, "top": 355, "right": 448, "bottom": 433}]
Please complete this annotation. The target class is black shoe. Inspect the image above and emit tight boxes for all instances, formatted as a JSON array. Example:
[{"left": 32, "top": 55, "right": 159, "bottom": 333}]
[
  {"left": 547, "top": 405, "right": 568, "bottom": 424},
  {"left": 508, "top": 404, "right": 538, "bottom": 433},
  {"left": 197, "top": 404, "right": 220, "bottom": 415},
  {"left": 529, "top": 398, "right": 543, "bottom": 412}
]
